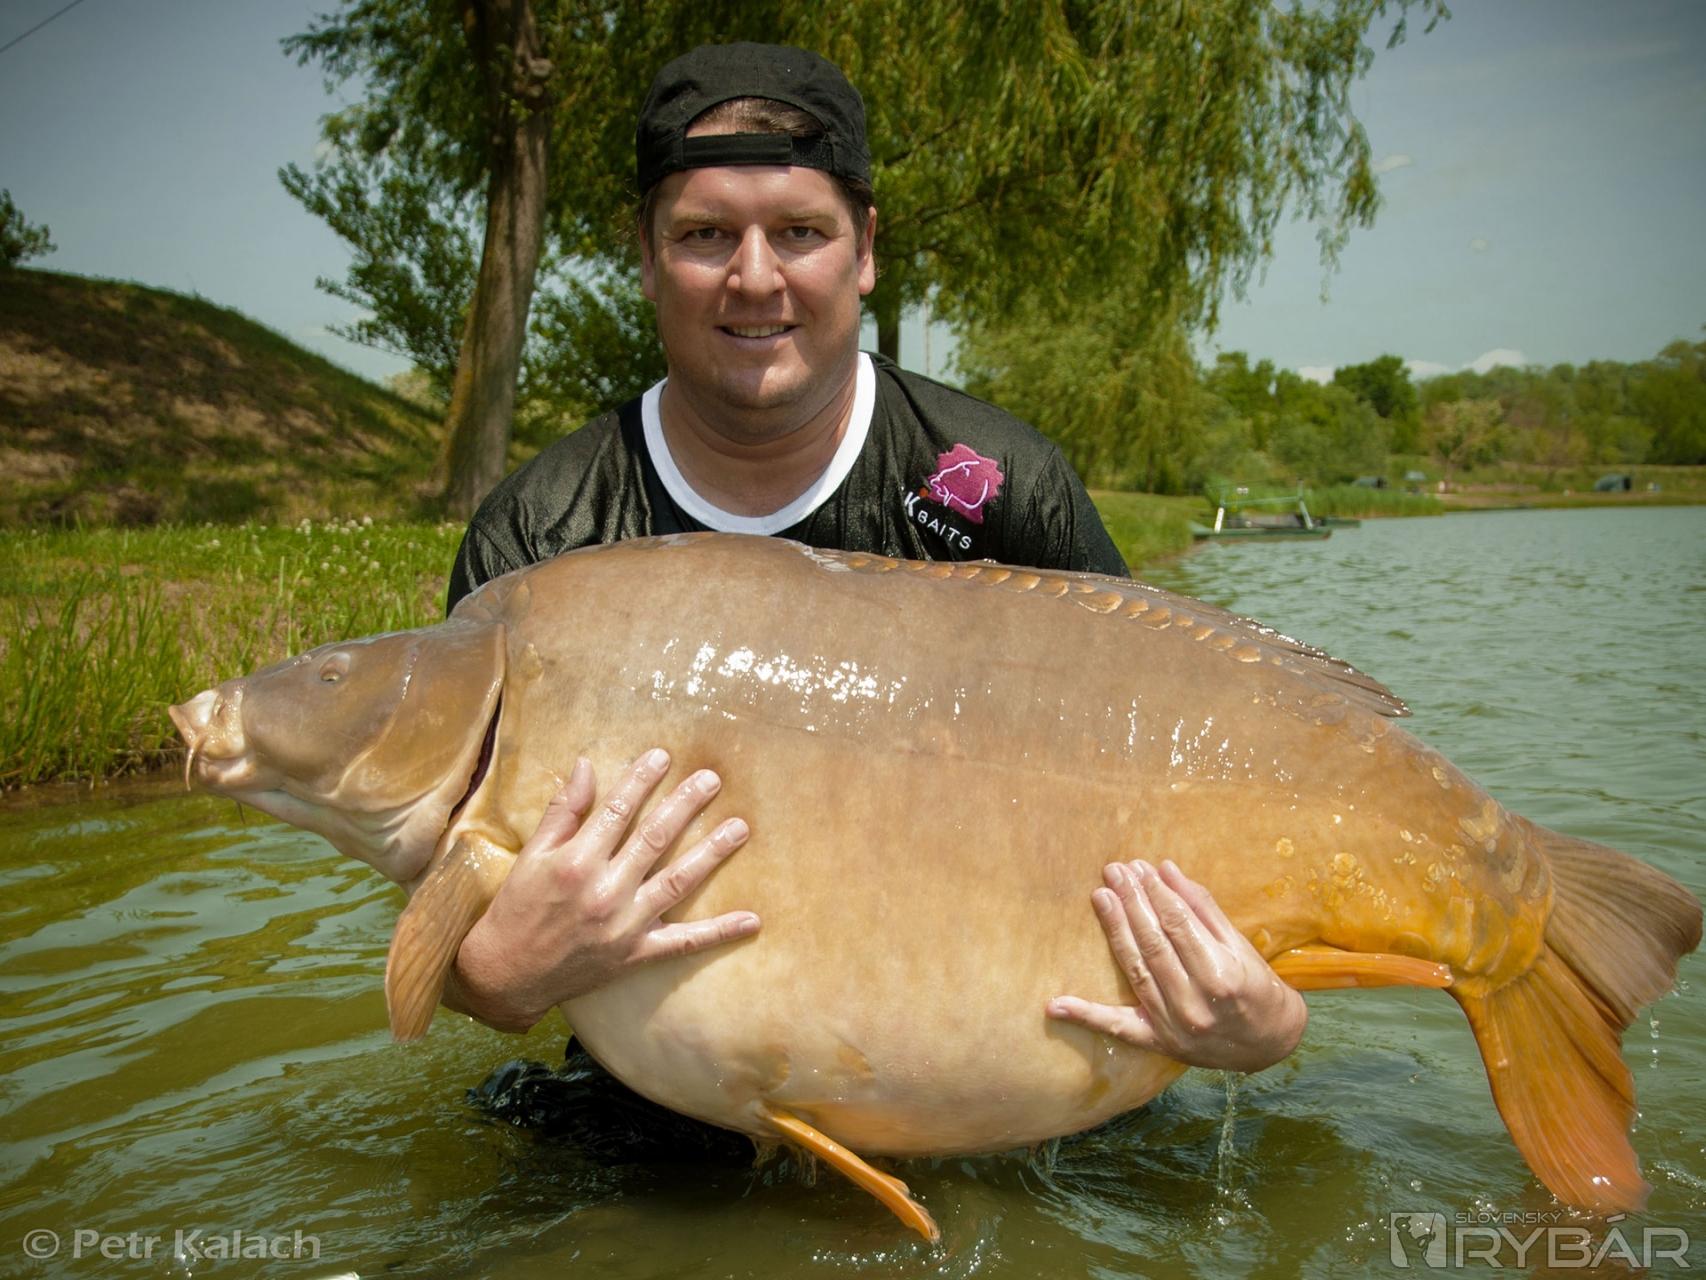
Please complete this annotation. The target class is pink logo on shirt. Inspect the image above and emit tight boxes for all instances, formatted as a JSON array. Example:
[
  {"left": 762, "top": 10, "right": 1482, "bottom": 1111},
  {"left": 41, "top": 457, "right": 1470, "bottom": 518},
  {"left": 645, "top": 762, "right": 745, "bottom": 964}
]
[{"left": 922, "top": 444, "right": 1005, "bottom": 525}]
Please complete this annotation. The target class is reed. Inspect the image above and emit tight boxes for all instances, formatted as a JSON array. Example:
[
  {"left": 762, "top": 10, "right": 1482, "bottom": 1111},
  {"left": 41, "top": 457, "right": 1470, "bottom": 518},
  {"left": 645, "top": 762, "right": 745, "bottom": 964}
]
[
  {"left": 1303, "top": 485, "right": 1445, "bottom": 518},
  {"left": 0, "top": 520, "right": 462, "bottom": 787},
  {"left": 1088, "top": 491, "right": 1202, "bottom": 568}
]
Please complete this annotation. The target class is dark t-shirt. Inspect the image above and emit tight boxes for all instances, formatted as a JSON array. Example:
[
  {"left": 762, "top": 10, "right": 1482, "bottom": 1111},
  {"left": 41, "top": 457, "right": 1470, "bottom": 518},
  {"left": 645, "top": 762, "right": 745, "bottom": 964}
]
[
  {"left": 450, "top": 354, "right": 1127, "bottom": 1140},
  {"left": 446, "top": 353, "right": 1126, "bottom": 611}
]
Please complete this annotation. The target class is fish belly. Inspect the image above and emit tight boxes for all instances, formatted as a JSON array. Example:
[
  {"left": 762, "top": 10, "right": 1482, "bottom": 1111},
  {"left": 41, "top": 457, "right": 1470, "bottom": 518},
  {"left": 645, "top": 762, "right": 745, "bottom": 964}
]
[{"left": 473, "top": 537, "right": 1546, "bottom": 1153}]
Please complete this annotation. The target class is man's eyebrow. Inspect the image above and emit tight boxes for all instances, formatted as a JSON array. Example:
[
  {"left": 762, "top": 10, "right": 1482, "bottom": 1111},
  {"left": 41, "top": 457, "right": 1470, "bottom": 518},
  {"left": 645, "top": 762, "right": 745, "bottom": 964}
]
[
  {"left": 665, "top": 209, "right": 733, "bottom": 228},
  {"left": 665, "top": 206, "right": 840, "bottom": 227}
]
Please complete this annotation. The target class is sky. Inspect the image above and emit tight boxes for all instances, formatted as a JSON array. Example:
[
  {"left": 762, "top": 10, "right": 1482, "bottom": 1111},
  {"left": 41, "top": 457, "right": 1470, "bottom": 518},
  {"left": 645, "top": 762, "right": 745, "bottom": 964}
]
[{"left": 2, "top": 0, "right": 1703, "bottom": 390}]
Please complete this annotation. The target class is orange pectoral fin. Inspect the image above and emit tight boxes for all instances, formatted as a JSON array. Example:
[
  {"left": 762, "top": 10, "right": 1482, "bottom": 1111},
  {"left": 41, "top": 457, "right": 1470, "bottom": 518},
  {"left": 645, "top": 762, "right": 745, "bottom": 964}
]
[
  {"left": 384, "top": 836, "right": 513, "bottom": 1041},
  {"left": 1272, "top": 945, "right": 1453, "bottom": 991},
  {"left": 762, "top": 1107, "right": 940, "bottom": 1244}
]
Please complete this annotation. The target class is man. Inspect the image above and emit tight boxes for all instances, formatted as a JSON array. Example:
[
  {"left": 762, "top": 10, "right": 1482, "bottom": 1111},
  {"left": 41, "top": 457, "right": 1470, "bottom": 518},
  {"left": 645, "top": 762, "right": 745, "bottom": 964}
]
[{"left": 444, "top": 44, "right": 1305, "bottom": 1099}]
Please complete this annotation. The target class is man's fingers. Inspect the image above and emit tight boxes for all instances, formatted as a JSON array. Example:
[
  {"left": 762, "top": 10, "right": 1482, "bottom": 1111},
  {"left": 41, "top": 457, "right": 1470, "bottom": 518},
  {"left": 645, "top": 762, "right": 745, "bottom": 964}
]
[
  {"left": 1136, "top": 861, "right": 1222, "bottom": 981},
  {"left": 578, "top": 748, "right": 672, "bottom": 852},
  {"left": 613, "top": 768, "right": 726, "bottom": 884},
  {"left": 1156, "top": 858, "right": 1243, "bottom": 949},
  {"left": 639, "top": 817, "right": 750, "bottom": 914},
  {"left": 638, "top": 910, "right": 762, "bottom": 963},
  {"left": 1107, "top": 863, "right": 1188, "bottom": 990},
  {"left": 1045, "top": 995, "right": 1157, "bottom": 1051},
  {"left": 520, "top": 758, "right": 597, "bottom": 855}
]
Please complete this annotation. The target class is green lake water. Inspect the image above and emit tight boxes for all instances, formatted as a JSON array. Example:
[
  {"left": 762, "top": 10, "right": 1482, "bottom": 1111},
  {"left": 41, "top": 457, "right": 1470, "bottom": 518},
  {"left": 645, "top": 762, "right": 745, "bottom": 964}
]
[{"left": 2, "top": 506, "right": 1702, "bottom": 1278}]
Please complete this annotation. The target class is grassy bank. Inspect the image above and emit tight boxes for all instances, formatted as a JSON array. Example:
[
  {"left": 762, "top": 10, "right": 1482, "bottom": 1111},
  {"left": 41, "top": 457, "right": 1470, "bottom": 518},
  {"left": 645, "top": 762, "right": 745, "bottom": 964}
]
[
  {"left": 1088, "top": 491, "right": 1203, "bottom": 566},
  {"left": 1, "top": 521, "right": 460, "bottom": 787},
  {"left": 0, "top": 269, "right": 443, "bottom": 526}
]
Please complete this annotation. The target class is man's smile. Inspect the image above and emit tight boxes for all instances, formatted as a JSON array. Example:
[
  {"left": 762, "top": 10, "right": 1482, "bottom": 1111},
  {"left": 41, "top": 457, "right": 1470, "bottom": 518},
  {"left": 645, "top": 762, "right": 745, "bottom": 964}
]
[{"left": 720, "top": 323, "right": 795, "bottom": 339}]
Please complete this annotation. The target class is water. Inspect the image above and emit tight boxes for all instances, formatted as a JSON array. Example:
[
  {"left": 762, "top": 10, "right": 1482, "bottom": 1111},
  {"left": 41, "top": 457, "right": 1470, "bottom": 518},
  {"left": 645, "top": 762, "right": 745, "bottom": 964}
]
[{"left": 3, "top": 507, "right": 1703, "bottom": 1278}]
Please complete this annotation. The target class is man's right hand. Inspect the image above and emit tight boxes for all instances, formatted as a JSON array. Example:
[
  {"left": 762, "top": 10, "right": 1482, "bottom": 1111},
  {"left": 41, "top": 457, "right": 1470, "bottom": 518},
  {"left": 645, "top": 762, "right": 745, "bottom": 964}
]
[{"left": 445, "top": 748, "right": 759, "bottom": 1033}]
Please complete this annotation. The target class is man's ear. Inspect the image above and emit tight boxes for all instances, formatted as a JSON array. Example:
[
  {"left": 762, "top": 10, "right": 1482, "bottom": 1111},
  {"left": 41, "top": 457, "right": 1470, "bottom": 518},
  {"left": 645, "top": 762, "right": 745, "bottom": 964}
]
[{"left": 857, "top": 206, "right": 878, "bottom": 297}]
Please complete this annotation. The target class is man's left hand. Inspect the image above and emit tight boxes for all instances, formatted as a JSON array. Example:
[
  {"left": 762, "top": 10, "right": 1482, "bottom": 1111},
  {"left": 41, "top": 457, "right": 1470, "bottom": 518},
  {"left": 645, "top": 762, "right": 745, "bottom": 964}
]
[{"left": 1046, "top": 858, "right": 1306, "bottom": 1073}]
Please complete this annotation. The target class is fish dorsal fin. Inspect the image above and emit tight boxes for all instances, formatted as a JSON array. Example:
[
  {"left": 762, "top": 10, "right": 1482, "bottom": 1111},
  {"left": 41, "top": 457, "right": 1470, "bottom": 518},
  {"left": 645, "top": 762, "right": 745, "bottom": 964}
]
[{"left": 822, "top": 549, "right": 1410, "bottom": 720}]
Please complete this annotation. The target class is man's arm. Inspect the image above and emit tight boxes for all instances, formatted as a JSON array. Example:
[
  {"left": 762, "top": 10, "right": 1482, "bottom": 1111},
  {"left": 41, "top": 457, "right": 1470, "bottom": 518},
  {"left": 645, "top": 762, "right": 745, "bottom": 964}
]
[
  {"left": 1047, "top": 858, "right": 1307, "bottom": 1073},
  {"left": 445, "top": 749, "right": 760, "bottom": 1032}
]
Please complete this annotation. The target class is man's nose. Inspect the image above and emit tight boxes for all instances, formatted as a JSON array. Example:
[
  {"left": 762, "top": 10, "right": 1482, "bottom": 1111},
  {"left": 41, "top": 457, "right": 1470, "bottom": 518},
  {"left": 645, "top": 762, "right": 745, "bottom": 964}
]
[{"left": 726, "top": 226, "right": 782, "bottom": 298}]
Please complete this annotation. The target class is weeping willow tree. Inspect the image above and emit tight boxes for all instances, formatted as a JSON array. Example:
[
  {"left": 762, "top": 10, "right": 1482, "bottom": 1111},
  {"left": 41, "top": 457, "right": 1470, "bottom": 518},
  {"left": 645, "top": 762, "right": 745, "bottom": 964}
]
[{"left": 285, "top": 0, "right": 1447, "bottom": 513}]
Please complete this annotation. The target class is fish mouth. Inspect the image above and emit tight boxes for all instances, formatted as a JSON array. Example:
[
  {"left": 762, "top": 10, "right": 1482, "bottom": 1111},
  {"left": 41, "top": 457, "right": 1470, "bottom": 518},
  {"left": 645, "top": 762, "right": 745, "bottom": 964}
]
[{"left": 169, "top": 685, "right": 255, "bottom": 792}]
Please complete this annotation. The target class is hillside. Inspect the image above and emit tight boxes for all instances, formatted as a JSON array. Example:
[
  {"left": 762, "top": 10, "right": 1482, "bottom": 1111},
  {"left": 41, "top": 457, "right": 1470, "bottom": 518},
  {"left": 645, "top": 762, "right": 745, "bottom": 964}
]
[{"left": 0, "top": 269, "right": 442, "bottom": 525}]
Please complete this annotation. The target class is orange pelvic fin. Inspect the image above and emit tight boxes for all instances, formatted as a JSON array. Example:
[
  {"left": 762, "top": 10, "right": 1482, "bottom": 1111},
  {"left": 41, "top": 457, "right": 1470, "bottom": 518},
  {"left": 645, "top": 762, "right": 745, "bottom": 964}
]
[
  {"left": 763, "top": 1106, "right": 940, "bottom": 1243},
  {"left": 384, "top": 835, "right": 512, "bottom": 1041},
  {"left": 1271, "top": 945, "right": 1452, "bottom": 991},
  {"left": 1450, "top": 821, "right": 1701, "bottom": 1213}
]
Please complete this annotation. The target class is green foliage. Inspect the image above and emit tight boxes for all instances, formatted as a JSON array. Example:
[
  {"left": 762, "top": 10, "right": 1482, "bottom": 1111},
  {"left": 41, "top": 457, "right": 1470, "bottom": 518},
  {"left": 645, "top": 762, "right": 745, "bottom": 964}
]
[
  {"left": 1333, "top": 353, "right": 1419, "bottom": 451},
  {"left": 279, "top": 156, "right": 478, "bottom": 398},
  {"left": 1414, "top": 336, "right": 1706, "bottom": 468},
  {"left": 1425, "top": 398, "right": 1507, "bottom": 480},
  {"left": 283, "top": 0, "right": 1448, "bottom": 439},
  {"left": 0, "top": 520, "right": 461, "bottom": 786},
  {"left": 956, "top": 291, "right": 1220, "bottom": 493},
  {"left": 519, "top": 261, "right": 666, "bottom": 442},
  {"left": 0, "top": 189, "right": 55, "bottom": 268}
]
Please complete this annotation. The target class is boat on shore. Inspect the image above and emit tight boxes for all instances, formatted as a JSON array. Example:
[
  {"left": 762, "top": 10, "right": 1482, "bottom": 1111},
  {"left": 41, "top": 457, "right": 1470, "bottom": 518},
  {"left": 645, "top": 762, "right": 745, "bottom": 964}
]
[{"left": 1191, "top": 486, "right": 1333, "bottom": 541}]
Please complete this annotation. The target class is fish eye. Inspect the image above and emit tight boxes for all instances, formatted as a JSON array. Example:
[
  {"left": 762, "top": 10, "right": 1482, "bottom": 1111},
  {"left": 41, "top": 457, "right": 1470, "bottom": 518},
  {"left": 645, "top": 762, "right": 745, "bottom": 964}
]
[{"left": 319, "top": 652, "right": 351, "bottom": 684}]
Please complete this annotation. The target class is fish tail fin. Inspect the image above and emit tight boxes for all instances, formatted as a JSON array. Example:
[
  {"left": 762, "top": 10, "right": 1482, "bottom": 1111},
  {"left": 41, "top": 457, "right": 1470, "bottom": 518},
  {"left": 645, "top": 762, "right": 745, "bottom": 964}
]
[
  {"left": 385, "top": 836, "right": 513, "bottom": 1041},
  {"left": 1452, "top": 822, "right": 1700, "bottom": 1212}
]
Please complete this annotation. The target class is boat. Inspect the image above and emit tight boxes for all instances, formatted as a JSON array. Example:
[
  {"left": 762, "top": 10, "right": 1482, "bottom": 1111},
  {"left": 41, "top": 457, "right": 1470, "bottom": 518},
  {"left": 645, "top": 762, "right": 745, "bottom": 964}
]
[{"left": 1191, "top": 486, "right": 1333, "bottom": 541}]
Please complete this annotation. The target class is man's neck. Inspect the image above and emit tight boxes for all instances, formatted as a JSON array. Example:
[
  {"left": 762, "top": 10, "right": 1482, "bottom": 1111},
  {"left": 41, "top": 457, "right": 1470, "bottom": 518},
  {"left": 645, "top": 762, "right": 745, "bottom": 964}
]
[{"left": 656, "top": 363, "right": 861, "bottom": 518}]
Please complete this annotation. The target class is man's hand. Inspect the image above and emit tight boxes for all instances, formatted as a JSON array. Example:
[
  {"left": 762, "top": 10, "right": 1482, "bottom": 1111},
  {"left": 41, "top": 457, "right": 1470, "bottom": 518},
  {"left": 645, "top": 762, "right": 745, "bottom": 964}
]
[
  {"left": 1046, "top": 858, "right": 1305, "bottom": 1073},
  {"left": 446, "top": 748, "right": 759, "bottom": 1033}
]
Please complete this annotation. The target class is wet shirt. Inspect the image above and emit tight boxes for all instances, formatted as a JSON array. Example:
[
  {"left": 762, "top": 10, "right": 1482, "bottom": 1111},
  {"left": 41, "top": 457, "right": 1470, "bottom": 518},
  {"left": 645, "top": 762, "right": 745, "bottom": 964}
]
[{"left": 446, "top": 352, "right": 1127, "bottom": 612}]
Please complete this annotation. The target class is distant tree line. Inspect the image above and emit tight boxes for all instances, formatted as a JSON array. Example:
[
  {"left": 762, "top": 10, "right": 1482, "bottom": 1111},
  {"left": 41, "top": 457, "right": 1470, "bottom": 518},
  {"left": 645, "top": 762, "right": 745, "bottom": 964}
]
[{"left": 962, "top": 331, "right": 1706, "bottom": 495}]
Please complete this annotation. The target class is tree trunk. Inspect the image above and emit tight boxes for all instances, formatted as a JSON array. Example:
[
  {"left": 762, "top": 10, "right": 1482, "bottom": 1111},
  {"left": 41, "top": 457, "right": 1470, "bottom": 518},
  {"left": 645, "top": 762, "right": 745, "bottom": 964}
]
[
  {"left": 441, "top": 0, "right": 553, "bottom": 520},
  {"left": 872, "top": 288, "right": 901, "bottom": 365}
]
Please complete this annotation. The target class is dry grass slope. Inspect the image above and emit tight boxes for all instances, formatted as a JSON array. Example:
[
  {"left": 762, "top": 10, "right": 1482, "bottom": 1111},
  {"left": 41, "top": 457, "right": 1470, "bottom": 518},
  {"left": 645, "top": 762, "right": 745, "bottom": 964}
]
[{"left": 0, "top": 268, "right": 443, "bottom": 526}]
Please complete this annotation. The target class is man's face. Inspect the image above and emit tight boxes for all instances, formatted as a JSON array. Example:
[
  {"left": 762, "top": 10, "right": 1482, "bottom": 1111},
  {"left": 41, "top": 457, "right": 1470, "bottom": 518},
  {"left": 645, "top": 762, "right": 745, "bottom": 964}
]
[{"left": 641, "top": 161, "right": 876, "bottom": 438}]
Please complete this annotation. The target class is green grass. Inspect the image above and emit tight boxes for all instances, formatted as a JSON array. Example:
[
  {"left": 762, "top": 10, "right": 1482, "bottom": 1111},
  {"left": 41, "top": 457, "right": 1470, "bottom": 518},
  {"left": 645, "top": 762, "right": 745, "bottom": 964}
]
[
  {"left": 1088, "top": 491, "right": 1203, "bottom": 567},
  {"left": 1302, "top": 485, "right": 1445, "bottom": 518},
  {"left": 1, "top": 520, "right": 461, "bottom": 787}
]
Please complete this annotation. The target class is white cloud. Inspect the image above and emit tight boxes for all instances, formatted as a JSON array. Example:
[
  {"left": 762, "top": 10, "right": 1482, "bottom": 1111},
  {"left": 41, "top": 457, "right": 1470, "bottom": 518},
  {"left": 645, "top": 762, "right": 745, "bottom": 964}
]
[
  {"left": 1406, "top": 359, "right": 1453, "bottom": 379},
  {"left": 1372, "top": 153, "right": 1414, "bottom": 175},
  {"left": 1466, "top": 348, "right": 1527, "bottom": 374},
  {"left": 1296, "top": 365, "right": 1336, "bottom": 385},
  {"left": 1469, "top": 236, "right": 1490, "bottom": 252}
]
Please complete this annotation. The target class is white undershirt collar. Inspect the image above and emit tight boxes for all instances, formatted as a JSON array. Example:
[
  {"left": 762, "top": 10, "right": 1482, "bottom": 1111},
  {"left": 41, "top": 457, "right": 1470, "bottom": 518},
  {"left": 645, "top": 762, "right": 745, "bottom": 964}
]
[{"left": 640, "top": 352, "right": 875, "bottom": 535}]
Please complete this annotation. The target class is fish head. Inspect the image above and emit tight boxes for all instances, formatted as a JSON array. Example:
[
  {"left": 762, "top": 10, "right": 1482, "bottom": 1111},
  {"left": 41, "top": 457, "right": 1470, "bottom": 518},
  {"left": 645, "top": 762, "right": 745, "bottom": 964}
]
[{"left": 169, "top": 619, "right": 506, "bottom": 883}]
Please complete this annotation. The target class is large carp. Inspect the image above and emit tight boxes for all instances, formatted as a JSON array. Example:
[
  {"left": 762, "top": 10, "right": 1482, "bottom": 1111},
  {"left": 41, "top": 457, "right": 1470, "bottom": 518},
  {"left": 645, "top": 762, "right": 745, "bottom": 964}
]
[{"left": 170, "top": 533, "right": 1699, "bottom": 1239}]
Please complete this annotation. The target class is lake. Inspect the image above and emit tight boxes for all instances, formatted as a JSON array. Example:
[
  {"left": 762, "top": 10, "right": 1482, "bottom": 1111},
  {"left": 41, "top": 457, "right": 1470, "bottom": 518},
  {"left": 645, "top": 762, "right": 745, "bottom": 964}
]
[{"left": 2, "top": 507, "right": 1702, "bottom": 1277}]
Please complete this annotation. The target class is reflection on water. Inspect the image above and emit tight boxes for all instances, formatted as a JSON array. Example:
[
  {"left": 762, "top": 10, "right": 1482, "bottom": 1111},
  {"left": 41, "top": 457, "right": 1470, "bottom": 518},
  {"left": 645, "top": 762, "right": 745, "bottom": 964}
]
[{"left": 2, "top": 508, "right": 1702, "bottom": 1277}]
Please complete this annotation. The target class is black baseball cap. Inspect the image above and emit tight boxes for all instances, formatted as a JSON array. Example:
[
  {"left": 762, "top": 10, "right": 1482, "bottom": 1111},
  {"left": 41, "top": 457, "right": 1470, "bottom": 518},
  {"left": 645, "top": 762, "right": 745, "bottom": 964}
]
[{"left": 635, "top": 42, "right": 871, "bottom": 194}]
